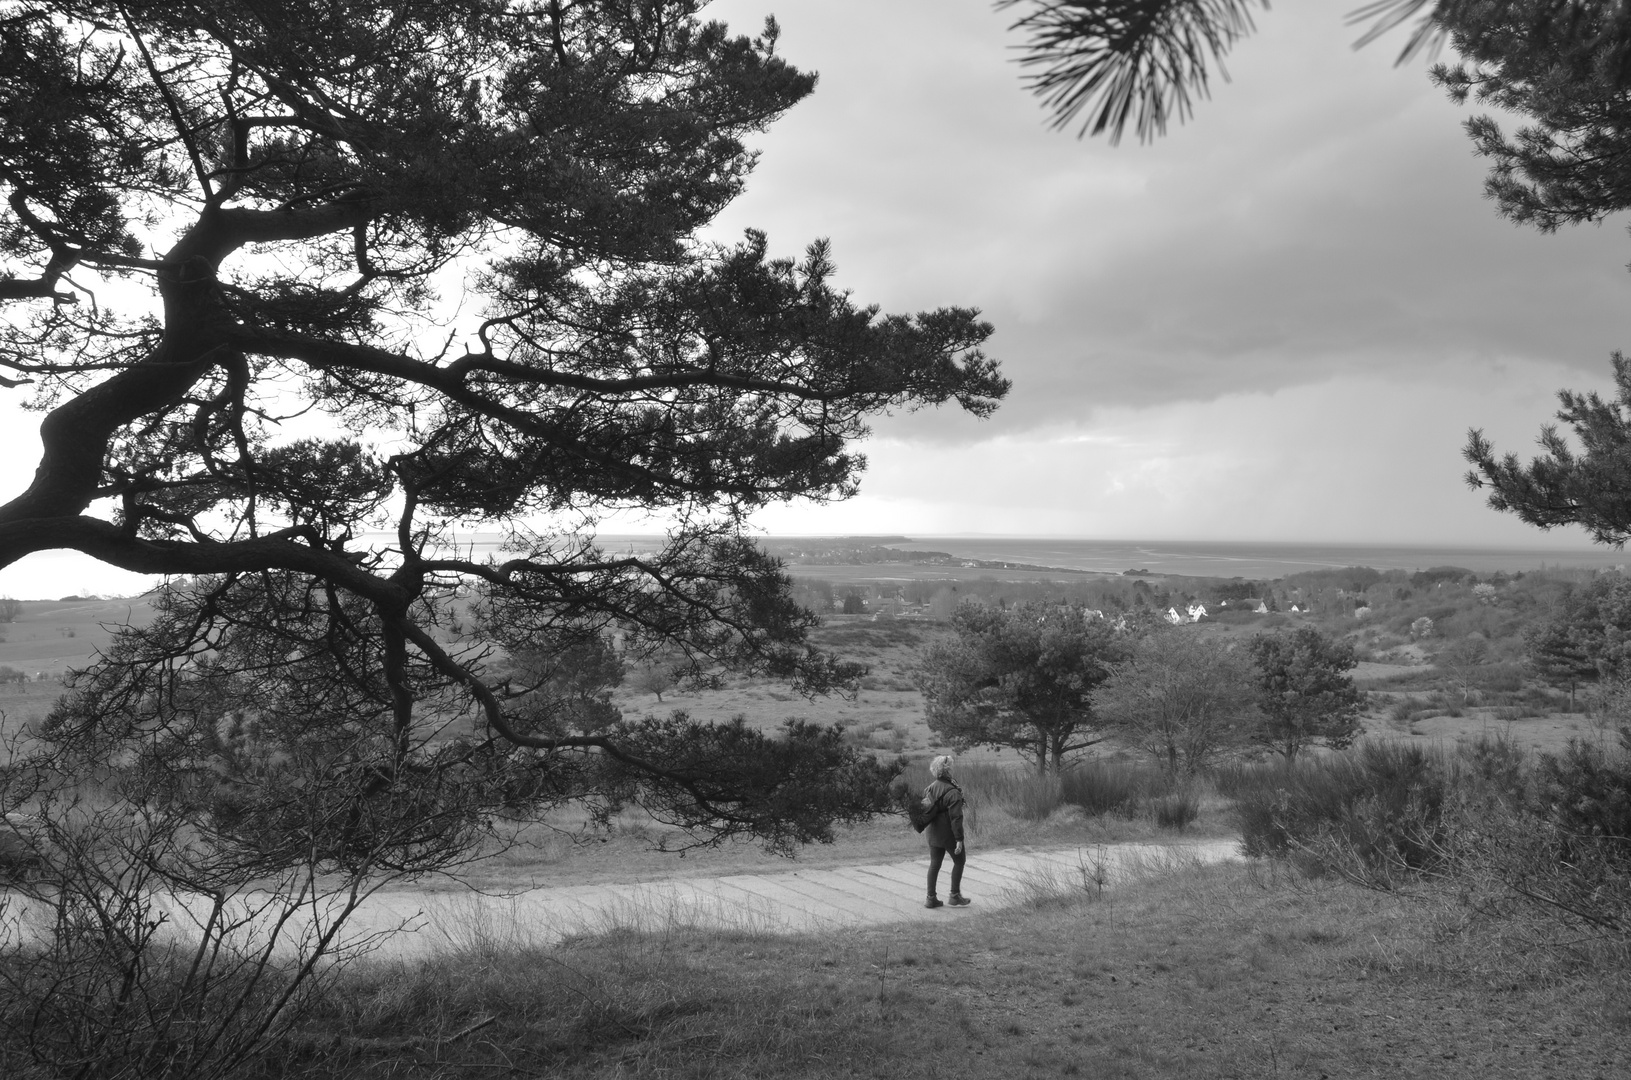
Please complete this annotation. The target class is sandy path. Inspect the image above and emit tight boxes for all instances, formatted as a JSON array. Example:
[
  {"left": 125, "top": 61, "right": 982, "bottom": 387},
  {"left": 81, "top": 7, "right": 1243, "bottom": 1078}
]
[
  {"left": 353, "top": 838, "right": 1240, "bottom": 958},
  {"left": 1, "top": 838, "right": 1241, "bottom": 961}
]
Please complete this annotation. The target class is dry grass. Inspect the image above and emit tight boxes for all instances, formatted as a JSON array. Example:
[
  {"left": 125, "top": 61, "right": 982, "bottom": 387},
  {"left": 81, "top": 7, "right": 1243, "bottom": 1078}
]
[
  {"left": 260, "top": 859, "right": 1631, "bottom": 1080},
  {"left": 388, "top": 776, "right": 1220, "bottom": 896}
]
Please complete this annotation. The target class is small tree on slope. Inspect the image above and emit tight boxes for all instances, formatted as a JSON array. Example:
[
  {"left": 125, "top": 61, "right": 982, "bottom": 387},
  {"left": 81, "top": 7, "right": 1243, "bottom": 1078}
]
[
  {"left": 1246, "top": 626, "right": 1364, "bottom": 760},
  {"left": 1093, "top": 631, "right": 1258, "bottom": 777},
  {"left": 918, "top": 600, "right": 1127, "bottom": 774}
]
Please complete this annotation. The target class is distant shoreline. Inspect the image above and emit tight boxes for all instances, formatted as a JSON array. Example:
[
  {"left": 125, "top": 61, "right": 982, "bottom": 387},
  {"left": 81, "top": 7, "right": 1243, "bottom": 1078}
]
[
  {"left": 752, "top": 536, "right": 1628, "bottom": 581},
  {"left": 4, "top": 533, "right": 1624, "bottom": 603}
]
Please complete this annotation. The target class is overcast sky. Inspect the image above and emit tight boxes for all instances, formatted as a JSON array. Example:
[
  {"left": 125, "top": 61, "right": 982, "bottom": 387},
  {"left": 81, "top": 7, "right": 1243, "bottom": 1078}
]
[
  {"left": 696, "top": 0, "right": 1631, "bottom": 545},
  {"left": 4, "top": 1, "right": 1629, "bottom": 598}
]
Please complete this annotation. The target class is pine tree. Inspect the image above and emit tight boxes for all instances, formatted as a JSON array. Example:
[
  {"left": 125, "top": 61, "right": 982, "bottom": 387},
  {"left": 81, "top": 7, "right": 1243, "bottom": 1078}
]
[
  {"left": 918, "top": 601, "right": 1126, "bottom": 773},
  {"left": 1246, "top": 626, "right": 1364, "bottom": 759}
]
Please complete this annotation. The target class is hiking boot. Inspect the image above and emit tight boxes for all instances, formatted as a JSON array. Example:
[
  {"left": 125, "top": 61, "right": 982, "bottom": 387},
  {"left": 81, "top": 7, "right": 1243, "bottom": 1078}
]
[
  {"left": 925, "top": 895, "right": 944, "bottom": 909},
  {"left": 948, "top": 893, "right": 971, "bottom": 907}
]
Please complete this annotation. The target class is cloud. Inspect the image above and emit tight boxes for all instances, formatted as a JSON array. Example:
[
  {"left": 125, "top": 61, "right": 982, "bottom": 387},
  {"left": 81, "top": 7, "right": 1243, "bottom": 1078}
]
[
  {"left": 705, "top": 0, "right": 1631, "bottom": 444},
  {"left": 5, "top": 0, "right": 1626, "bottom": 568},
  {"left": 750, "top": 353, "right": 1612, "bottom": 546}
]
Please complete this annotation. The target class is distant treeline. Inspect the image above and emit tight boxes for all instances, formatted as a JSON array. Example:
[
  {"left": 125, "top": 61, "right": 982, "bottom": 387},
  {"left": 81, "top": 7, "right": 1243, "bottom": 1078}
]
[
  {"left": 764, "top": 540, "right": 1090, "bottom": 576},
  {"left": 789, "top": 563, "right": 1618, "bottom": 659}
]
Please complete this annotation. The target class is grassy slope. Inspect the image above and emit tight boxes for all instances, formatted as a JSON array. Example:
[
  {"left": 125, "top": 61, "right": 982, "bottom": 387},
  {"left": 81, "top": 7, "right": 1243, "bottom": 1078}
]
[
  {"left": 0, "top": 597, "right": 154, "bottom": 756},
  {"left": 284, "top": 859, "right": 1631, "bottom": 1080},
  {"left": 0, "top": 596, "right": 152, "bottom": 675}
]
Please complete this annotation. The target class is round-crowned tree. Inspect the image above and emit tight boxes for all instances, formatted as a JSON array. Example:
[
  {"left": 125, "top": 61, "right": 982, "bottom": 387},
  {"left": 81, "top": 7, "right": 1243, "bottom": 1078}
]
[
  {"left": 1093, "top": 630, "right": 1258, "bottom": 776},
  {"left": 1246, "top": 625, "right": 1364, "bottom": 759},
  {"left": 918, "top": 600, "right": 1127, "bottom": 774}
]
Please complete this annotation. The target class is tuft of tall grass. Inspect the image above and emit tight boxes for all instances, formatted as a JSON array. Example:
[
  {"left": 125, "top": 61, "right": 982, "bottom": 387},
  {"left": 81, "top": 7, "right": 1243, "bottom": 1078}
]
[
  {"left": 894, "top": 758, "right": 1155, "bottom": 828},
  {"left": 1151, "top": 787, "right": 1199, "bottom": 830},
  {"left": 1058, "top": 761, "right": 1146, "bottom": 817}
]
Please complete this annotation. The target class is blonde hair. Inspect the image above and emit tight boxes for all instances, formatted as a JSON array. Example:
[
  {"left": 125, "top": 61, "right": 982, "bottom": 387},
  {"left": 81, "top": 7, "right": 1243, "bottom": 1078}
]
[{"left": 929, "top": 755, "right": 953, "bottom": 780}]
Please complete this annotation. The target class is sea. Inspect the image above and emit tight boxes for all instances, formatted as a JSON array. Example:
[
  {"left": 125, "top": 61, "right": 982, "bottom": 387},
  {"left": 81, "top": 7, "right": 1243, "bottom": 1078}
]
[
  {"left": 869, "top": 538, "right": 1631, "bottom": 580},
  {"left": 533, "top": 535, "right": 1631, "bottom": 581},
  {"left": 315, "top": 533, "right": 1631, "bottom": 581},
  {"left": 7, "top": 534, "right": 1629, "bottom": 602}
]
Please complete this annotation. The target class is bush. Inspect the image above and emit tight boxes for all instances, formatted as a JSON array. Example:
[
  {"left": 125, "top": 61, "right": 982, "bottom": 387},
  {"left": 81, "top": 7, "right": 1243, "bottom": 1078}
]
[
  {"left": 914, "top": 759, "right": 1159, "bottom": 824},
  {"left": 952, "top": 764, "right": 1064, "bottom": 822},
  {"left": 1010, "top": 774, "right": 1062, "bottom": 821},
  {"left": 0, "top": 813, "right": 43, "bottom": 882},
  {"left": 1228, "top": 735, "right": 1631, "bottom": 946},
  {"left": 1056, "top": 761, "right": 1146, "bottom": 817},
  {"left": 1233, "top": 742, "right": 1453, "bottom": 881},
  {"left": 1152, "top": 788, "right": 1199, "bottom": 830},
  {"left": 1477, "top": 662, "right": 1525, "bottom": 694},
  {"left": 840, "top": 721, "right": 906, "bottom": 754},
  {"left": 1534, "top": 737, "right": 1631, "bottom": 843},
  {"left": 1209, "top": 759, "right": 1284, "bottom": 802},
  {"left": 1449, "top": 736, "right": 1631, "bottom": 951}
]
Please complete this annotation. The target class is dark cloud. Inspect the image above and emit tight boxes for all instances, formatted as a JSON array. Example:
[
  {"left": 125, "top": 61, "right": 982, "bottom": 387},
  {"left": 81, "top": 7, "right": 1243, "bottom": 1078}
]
[{"left": 707, "top": 0, "right": 1631, "bottom": 443}]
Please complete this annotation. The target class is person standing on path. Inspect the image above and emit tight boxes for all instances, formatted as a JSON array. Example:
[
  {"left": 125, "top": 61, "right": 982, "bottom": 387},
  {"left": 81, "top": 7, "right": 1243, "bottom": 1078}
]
[{"left": 923, "top": 755, "right": 970, "bottom": 909}]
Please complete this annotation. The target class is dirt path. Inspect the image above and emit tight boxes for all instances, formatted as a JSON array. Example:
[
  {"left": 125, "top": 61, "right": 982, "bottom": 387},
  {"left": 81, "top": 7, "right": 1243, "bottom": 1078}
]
[
  {"left": 351, "top": 838, "right": 1240, "bottom": 958},
  {"left": 1, "top": 838, "right": 1240, "bottom": 961}
]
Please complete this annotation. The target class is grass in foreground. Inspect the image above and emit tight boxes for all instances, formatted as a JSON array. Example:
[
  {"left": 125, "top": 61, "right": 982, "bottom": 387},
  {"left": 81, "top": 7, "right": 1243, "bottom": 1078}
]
[{"left": 263, "top": 860, "right": 1630, "bottom": 1080}]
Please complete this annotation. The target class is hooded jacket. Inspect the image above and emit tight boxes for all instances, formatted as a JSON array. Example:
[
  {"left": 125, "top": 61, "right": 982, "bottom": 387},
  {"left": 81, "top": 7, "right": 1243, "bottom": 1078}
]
[{"left": 921, "top": 778, "right": 965, "bottom": 850}]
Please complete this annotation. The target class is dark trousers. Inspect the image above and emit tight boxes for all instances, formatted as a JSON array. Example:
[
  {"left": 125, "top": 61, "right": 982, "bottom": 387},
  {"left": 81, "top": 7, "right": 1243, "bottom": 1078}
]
[{"left": 927, "top": 845, "right": 964, "bottom": 896}]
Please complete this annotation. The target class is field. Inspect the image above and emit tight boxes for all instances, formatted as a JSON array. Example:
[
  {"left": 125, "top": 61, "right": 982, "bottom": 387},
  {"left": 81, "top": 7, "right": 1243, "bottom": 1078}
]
[
  {"left": 0, "top": 595, "right": 151, "bottom": 676},
  {"left": 612, "top": 619, "right": 939, "bottom": 757},
  {"left": 0, "top": 596, "right": 148, "bottom": 749},
  {"left": 2, "top": 591, "right": 1617, "bottom": 770},
  {"left": 263, "top": 857, "right": 1631, "bottom": 1080}
]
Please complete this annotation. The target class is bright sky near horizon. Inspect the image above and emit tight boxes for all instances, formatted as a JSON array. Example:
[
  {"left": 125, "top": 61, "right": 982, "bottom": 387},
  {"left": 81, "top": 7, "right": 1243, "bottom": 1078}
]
[
  {"left": 2, "top": 0, "right": 1627, "bottom": 600},
  {"left": 693, "top": 0, "right": 1631, "bottom": 545}
]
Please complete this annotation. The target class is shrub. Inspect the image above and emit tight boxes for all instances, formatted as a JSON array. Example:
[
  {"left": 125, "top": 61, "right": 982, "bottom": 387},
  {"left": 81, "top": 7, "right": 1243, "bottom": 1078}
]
[
  {"left": 1152, "top": 788, "right": 1199, "bottom": 830},
  {"left": 1230, "top": 734, "right": 1631, "bottom": 944},
  {"left": 1448, "top": 737, "right": 1631, "bottom": 951},
  {"left": 1208, "top": 758, "right": 1282, "bottom": 802},
  {"left": 1456, "top": 733, "right": 1528, "bottom": 806},
  {"left": 1010, "top": 774, "right": 1062, "bottom": 821},
  {"left": 1477, "top": 663, "right": 1525, "bottom": 694},
  {"left": 0, "top": 813, "right": 43, "bottom": 882},
  {"left": 1233, "top": 742, "right": 1453, "bottom": 882},
  {"left": 901, "top": 758, "right": 1161, "bottom": 825},
  {"left": 1056, "top": 760, "right": 1146, "bottom": 817},
  {"left": 1522, "top": 684, "right": 1562, "bottom": 712},
  {"left": 1533, "top": 737, "right": 1631, "bottom": 844},
  {"left": 950, "top": 763, "right": 1059, "bottom": 821}
]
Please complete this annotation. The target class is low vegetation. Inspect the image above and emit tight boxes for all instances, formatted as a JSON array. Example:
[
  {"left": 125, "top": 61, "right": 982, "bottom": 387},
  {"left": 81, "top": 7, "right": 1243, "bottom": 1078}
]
[
  {"left": 5, "top": 565, "right": 1631, "bottom": 1079},
  {"left": 39, "top": 823, "right": 1622, "bottom": 1080},
  {"left": 9, "top": 726, "right": 1626, "bottom": 1079},
  {"left": 1228, "top": 732, "right": 1631, "bottom": 955}
]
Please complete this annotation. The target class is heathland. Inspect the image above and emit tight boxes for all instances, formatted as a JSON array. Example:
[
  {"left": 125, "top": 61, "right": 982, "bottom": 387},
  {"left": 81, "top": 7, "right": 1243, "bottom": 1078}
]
[{"left": 2, "top": 548, "right": 1629, "bottom": 1078}]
